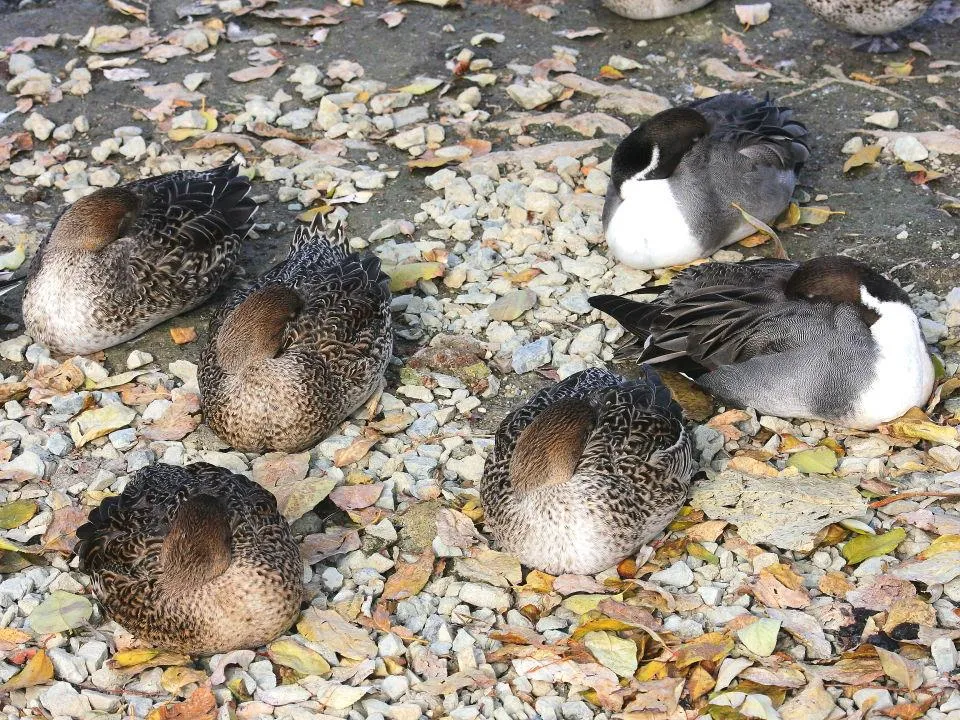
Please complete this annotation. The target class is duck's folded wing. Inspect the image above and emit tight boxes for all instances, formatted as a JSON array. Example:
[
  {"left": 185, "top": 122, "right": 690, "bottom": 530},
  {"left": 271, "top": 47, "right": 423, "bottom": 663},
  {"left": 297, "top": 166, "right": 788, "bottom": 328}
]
[
  {"left": 663, "top": 259, "right": 798, "bottom": 300},
  {"left": 644, "top": 288, "right": 842, "bottom": 370},
  {"left": 697, "top": 94, "right": 810, "bottom": 171},
  {"left": 579, "top": 374, "right": 691, "bottom": 481},
  {"left": 125, "top": 162, "right": 257, "bottom": 298}
]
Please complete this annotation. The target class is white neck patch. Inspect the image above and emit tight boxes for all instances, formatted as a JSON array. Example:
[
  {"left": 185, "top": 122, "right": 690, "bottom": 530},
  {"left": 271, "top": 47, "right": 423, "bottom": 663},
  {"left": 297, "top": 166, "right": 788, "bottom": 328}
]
[
  {"left": 860, "top": 285, "right": 893, "bottom": 314},
  {"left": 628, "top": 144, "right": 661, "bottom": 185}
]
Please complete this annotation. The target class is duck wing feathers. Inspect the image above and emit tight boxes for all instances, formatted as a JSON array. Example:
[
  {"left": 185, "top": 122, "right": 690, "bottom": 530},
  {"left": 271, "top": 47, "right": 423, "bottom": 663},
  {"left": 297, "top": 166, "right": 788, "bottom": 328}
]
[
  {"left": 591, "top": 277, "right": 873, "bottom": 375},
  {"left": 691, "top": 93, "right": 810, "bottom": 172},
  {"left": 76, "top": 463, "right": 289, "bottom": 587},
  {"left": 207, "top": 214, "right": 391, "bottom": 375},
  {"left": 492, "top": 366, "right": 687, "bottom": 481},
  {"left": 119, "top": 160, "right": 257, "bottom": 302}
]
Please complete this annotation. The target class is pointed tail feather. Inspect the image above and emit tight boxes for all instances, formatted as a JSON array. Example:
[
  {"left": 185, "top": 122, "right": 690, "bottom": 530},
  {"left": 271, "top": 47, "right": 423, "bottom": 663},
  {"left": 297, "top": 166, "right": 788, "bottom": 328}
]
[{"left": 589, "top": 294, "right": 661, "bottom": 342}]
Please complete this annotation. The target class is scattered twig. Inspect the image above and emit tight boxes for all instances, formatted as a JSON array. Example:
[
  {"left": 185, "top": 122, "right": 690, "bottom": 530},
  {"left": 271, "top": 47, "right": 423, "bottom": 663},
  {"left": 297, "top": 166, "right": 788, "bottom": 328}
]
[
  {"left": 868, "top": 491, "right": 960, "bottom": 509},
  {"left": 780, "top": 70, "right": 910, "bottom": 102}
]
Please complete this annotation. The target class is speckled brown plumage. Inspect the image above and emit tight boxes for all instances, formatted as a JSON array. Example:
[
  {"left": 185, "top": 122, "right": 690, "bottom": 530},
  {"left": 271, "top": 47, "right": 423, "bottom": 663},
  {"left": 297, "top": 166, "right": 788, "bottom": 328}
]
[
  {"left": 75, "top": 463, "right": 303, "bottom": 656},
  {"left": 803, "top": 0, "right": 933, "bottom": 35},
  {"left": 198, "top": 215, "right": 392, "bottom": 453},
  {"left": 22, "top": 159, "right": 257, "bottom": 355},
  {"left": 601, "top": 0, "right": 713, "bottom": 20},
  {"left": 480, "top": 367, "right": 694, "bottom": 576}
]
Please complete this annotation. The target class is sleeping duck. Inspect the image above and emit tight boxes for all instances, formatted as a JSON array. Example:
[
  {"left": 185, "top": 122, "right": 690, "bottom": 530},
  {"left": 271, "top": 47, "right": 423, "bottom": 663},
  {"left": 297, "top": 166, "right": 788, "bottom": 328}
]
[
  {"left": 802, "top": 0, "right": 934, "bottom": 49},
  {"left": 22, "top": 159, "right": 257, "bottom": 356},
  {"left": 589, "top": 256, "right": 935, "bottom": 430},
  {"left": 479, "top": 366, "right": 694, "bottom": 576},
  {"left": 76, "top": 463, "right": 303, "bottom": 656},
  {"left": 198, "top": 214, "right": 392, "bottom": 453},
  {"left": 601, "top": 0, "right": 714, "bottom": 20},
  {"left": 603, "top": 93, "right": 809, "bottom": 270}
]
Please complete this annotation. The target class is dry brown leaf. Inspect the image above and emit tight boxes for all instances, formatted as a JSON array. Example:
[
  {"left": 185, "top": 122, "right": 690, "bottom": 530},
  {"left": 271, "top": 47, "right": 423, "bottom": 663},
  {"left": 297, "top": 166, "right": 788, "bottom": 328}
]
[
  {"left": 797, "top": 206, "right": 844, "bottom": 226},
  {"left": 328, "top": 483, "right": 383, "bottom": 511},
  {"left": 674, "top": 632, "right": 734, "bottom": 667},
  {"left": 142, "top": 396, "right": 200, "bottom": 441},
  {"left": 146, "top": 685, "right": 217, "bottom": 720},
  {"left": 382, "top": 549, "right": 435, "bottom": 601},
  {"left": 229, "top": 63, "right": 283, "bottom": 83},
  {"left": 333, "top": 435, "right": 381, "bottom": 467},
  {"left": 297, "top": 608, "right": 378, "bottom": 660},
  {"left": 876, "top": 647, "right": 923, "bottom": 690},
  {"left": 107, "top": 0, "right": 148, "bottom": 22},
  {"left": 656, "top": 370, "right": 714, "bottom": 422},
  {"left": 882, "top": 596, "right": 936, "bottom": 633},
  {"left": 41, "top": 504, "right": 89, "bottom": 555},
  {"left": 818, "top": 571, "right": 854, "bottom": 598},
  {"left": 752, "top": 563, "right": 811, "bottom": 609},
  {"left": 300, "top": 529, "right": 361, "bottom": 564},
  {"left": 169, "top": 327, "right": 197, "bottom": 344},
  {"left": 738, "top": 232, "right": 770, "bottom": 248},
  {"left": 189, "top": 133, "right": 257, "bottom": 153}
]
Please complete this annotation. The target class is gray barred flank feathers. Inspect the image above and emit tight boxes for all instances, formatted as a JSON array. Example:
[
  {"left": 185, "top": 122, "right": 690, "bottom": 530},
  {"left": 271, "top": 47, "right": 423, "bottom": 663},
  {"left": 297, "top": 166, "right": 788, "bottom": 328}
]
[{"left": 75, "top": 462, "right": 302, "bottom": 656}]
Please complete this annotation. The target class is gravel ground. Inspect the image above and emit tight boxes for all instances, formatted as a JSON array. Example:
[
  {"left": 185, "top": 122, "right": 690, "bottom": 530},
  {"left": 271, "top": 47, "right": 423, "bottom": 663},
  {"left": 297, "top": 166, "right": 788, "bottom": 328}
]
[{"left": 0, "top": 1, "right": 958, "bottom": 719}]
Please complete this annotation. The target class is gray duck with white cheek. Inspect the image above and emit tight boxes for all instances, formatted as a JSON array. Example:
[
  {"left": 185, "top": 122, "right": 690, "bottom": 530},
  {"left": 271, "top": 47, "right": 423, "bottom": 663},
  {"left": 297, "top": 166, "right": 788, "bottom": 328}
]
[
  {"left": 22, "top": 159, "right": 256, "bottom": 355},
  {"left": 603, "top": 93, "right": 809, "bottom": 270},
  {"left": 76, "top": 462, "right": 303, "bottom": 656},
  {"left": 480, "top": 366, "right": 694, "bottom": 576},
  {"left": 589, "top": 256, "right": 935, "bottom": 430},
  {"left": 198, "top": 214, "right": 392, "bottom": 454}
]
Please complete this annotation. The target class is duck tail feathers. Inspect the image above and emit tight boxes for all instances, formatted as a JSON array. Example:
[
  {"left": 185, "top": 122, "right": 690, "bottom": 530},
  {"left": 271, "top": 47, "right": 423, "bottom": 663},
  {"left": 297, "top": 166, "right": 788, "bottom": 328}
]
[
  {"left": 290, "top": 213, "right": 350, "bottom": 260},
  {"left": 589, "top": 294, "right": 660, "bottom": 343},
  {"left": 290, "top": 215, "right": 391, "bottom": 288},
  {"left": 623, "top": 364, "right": 684, "bottom": 422}
]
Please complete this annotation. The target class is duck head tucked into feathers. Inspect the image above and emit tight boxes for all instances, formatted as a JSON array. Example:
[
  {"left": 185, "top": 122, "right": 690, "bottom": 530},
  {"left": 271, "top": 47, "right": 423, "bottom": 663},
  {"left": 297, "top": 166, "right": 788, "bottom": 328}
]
[
  {"left": 159, "top": 495, "right": 232, "bottom": 592},
  {"left": 784, "top": 256, "right": 911, "bottom": 325},
  {"left": 588, "top": 255, "right": 932, "bottom": 429},
  {"left": 611, "top": 108, "right": 710, "bottom": 189},
  {"left": 76, "top": 462, "right": 303, "bottom": 655},
  {"left": 509, "top": 398, "right": 596, "bottom": 492},
  {"left": 49, "top": 188, "right": 140, "bottom": 252},
  {"left": 215, "top": 284, "right": 303, "bottom": 374}
]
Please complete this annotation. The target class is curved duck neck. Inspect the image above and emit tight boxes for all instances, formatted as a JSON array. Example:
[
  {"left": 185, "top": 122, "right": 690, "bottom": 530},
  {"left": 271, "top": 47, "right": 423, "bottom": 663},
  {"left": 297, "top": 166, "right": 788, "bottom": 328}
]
[
  {"left": 159, "top": 495, "right": 233, "bottom": 593},
  {"left": 612, "top": 108, "right": 710, "bottom": 192},
  {"left": 509, "top": 398, "right": 596, "bottom": 493},
  {"left": 48, "top": 188, "right": 140, "bottom": 252},
  {"left": 216, "top": 285, "right": 302, "bottom": 374}
]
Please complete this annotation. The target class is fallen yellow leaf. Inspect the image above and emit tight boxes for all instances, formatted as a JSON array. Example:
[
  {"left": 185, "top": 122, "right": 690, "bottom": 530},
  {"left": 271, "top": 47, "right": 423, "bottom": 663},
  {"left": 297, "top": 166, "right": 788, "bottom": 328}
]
[
  {"left": 843, "top": 144, "right": 882, "bottom": 173},
  {"left": 0, "top": 650, "right": 53, "bottom": 691}
]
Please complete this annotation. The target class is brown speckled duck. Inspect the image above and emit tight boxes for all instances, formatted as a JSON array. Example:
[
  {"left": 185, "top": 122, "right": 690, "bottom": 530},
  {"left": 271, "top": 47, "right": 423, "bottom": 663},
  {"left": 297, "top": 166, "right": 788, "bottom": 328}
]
[
  {"left": 601, "top": 0, "right": 714, "bottom": 20},
  {"left": 22, "top": 159, "right": 257, "bottom": 355},
  {"left": 198, "top": 215, "right": 392, "bottom": 453},
  {"left": 479, "top": 366, "right": 694, "bottom": 576},
  {"left": 76, "top": 463, "right": 303, "bottom": 656},
  {"left": 803, "top": 0, "right": 933, "bottom": 36}
]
